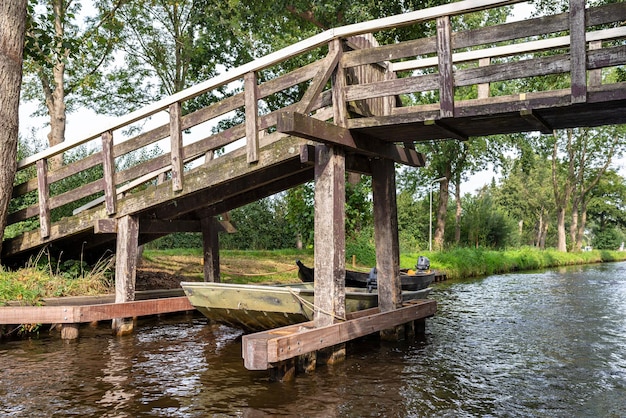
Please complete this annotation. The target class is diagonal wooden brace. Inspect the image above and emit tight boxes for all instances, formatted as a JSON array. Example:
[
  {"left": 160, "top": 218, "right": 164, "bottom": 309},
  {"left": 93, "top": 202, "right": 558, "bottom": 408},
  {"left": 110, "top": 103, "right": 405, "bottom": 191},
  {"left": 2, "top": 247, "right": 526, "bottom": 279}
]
[{"left": 277, "top": 111, "right": 425, "bottom": 167}]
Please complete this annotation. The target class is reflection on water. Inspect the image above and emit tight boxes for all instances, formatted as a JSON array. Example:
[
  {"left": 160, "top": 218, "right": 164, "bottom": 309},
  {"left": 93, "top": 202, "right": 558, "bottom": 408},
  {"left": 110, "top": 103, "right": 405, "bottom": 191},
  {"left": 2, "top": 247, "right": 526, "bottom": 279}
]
[{"left": 1, "top": 263, "right": 626, "bottom": 417}]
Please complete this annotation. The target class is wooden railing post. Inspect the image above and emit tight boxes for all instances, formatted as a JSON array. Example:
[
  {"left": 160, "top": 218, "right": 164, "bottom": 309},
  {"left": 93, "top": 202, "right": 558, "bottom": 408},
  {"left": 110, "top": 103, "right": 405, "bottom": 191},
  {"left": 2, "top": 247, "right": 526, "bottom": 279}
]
[
  {"left": 169, "top": 102, "right": 184, "bottom": 192},
  {"left": 437, "top": 15, "right": 454, "bottom": 118},
  {"left": 101, "top": 131, "right": 116, "bottom": 215},
  {"left": 589, "top": 40, "right": 602, "bottom": 87},
  {"left": 244, "top": 71, "right": 259, "bottom": 164},
  {"left": 36, "top": 159, "right": 50, "bottom": 239},
  {"left": 477, "top": 57, "right": 491, "bottom": 99},
  {"left": 569, "top": 0, "right": 587, "bottom": 103}
]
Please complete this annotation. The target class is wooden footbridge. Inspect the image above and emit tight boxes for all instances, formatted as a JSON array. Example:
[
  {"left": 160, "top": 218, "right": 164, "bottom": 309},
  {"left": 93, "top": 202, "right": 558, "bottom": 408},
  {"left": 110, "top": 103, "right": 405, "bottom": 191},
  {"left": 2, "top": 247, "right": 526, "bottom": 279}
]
[{"left": 2, "top": 0, "right": 625, "bottom": 374}]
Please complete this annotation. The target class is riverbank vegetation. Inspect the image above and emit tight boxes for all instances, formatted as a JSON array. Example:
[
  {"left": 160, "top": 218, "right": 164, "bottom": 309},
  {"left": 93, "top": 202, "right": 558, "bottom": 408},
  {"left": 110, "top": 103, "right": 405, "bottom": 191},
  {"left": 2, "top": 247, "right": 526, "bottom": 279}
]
[{"left": 3, "top": 247, "right": 626, "bottom": 306}]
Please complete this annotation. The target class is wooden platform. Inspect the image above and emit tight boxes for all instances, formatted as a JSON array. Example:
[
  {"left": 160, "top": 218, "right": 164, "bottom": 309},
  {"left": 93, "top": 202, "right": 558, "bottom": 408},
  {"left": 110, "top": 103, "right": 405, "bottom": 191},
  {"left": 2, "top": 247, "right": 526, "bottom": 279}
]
[
  {"left": 242, "top": 299, "right": 437, "bottom": 370},
  {"left": 0, "top": 296, "right": 193, "bottom": 325}
]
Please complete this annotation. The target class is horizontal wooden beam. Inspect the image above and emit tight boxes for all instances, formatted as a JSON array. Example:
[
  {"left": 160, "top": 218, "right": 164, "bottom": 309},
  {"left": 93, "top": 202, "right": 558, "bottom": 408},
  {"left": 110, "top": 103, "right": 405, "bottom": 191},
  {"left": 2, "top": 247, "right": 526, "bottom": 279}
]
[
  {"left": 277, "top": 111, "right": 425, "bottom": 167},
  {"left": 300, "top": 144, "right": 374, "bottom": 175},
  {"left": 424, "top": 119, "right": 468, "bottom": 141},
  {"left": 242, "top": 299, "right": 436, "bottom": 370},
  {"left": 520, "top": 109, "right": 553, "bottom": 134},
  {"left": 0, "top": 296, "right": 194, "bottom": 324},
  {"left": 94, "top": 218, "right": 236, "bottom": 234}
]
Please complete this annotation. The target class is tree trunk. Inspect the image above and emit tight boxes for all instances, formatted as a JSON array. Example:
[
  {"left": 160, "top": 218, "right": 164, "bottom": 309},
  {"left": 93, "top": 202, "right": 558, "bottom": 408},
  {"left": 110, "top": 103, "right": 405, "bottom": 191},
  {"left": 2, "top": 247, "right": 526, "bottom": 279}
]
[
  {"left": 45, "top": 0, "right": 68, "bottom": 170},
  {"left": 0, "top": 0, "right": 27, "bottom": 259},
  {"left": 576, "top": 203, "right": 588, "bottom": 250},
  {"left": 536, "top": 210, "right": 543, "bottom": 247},
  {"left": 556, "top": 206, "right": 567, "bottom": 252},
  {"left": 569, "top": 196, "right": 579, "bottom": 251},
  {"left": 552, "top": 130, "right": 575, "bottom": 252},
  {"left": 433, "top": 177, "right": 449, "bottom": 251},
  {"left": 539, "top": 222, "right": 548, "bottom": 250},
  {"left": 454, "top": 180, "right": 461, "bottom": 244}
]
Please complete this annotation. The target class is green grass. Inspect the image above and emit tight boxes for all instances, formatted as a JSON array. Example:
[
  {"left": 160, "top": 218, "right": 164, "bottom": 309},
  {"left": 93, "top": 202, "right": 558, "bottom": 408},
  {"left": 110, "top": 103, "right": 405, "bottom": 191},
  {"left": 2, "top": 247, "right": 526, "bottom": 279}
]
[
  {"left": 4, "top": 246, "right": 626, "bottom": 306},
  {"left": 402, "top": 247, "right": 626, "bottom": 280},
  {"left": 141, "top": 248, "right": 315, "bottom": 284}
]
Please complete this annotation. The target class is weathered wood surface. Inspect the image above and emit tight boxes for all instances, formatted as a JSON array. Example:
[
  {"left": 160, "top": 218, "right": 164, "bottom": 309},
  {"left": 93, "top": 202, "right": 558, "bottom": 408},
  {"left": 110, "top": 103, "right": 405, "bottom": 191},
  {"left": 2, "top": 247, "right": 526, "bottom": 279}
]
[
  {"left": 313, "top": 145, "right": 346, "bottom": 328},
  {"left": 277, "top": 111, "right": 425, "bottom": 167},
  {"left": 242, "top": 299, "right": 437, "bottom": 370},
  {"left": 4, "top": 0, "right": 626, "bottom": 261},
  {"left": 0, "top": 296, "right": 193, "bottom": 324}
]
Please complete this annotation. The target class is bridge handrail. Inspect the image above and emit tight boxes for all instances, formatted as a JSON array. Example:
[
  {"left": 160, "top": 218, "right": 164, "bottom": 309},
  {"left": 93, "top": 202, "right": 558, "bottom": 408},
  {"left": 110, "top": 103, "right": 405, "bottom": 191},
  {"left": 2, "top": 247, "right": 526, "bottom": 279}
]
[{"left": 16, "top": 0, "right": 524, "bottom": 170}]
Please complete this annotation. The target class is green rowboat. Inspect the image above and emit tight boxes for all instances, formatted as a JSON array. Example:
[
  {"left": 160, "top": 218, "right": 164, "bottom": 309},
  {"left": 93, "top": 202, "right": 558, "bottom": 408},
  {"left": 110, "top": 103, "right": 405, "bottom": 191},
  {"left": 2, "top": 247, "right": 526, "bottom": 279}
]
[{"left": 180, "top": 282, "right": 431, "bottom": 332}]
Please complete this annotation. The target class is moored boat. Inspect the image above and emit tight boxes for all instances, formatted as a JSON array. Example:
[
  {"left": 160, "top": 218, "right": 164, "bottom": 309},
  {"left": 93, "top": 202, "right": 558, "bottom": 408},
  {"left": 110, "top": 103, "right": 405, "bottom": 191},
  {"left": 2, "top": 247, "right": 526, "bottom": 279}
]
[
  {"left": 180, "top": 281, "right": 431, "bottom": 332},
  {"left": 296, "top": 257, "right": 435, "bottom": 291}
]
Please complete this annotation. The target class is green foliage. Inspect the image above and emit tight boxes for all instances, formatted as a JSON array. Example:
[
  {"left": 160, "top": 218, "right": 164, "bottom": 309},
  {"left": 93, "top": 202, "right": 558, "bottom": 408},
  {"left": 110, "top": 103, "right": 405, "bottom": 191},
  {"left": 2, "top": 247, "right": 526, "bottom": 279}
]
[
  {"left": 0, "top": 251, "right": 113, "bottom": 306},
  {"left": 23, "top": 0, "right": 126, "bottom": 114},
  {"left": 460, "top": 189, "right": 517, "bottom": 249},
  {"left": 345, "top": 226, "right": 376, "bottom": 266},
  {"left": 219, "top": 198, "right": 294, "bottom": 250},
  {"left": 147, "top": 233, "right": 203, "bottom": 250},
  {"left": 592, "top": 228, "right": 624, "bottom": 250},
  {"left": 285, "top": 183, "right": 315, "bottom": 248},
  {"left": 345, "top": 177, "right": 372, "bottom": 238},
  {"left": 396, "top": 190, "right": 428, "bottom": 253}
]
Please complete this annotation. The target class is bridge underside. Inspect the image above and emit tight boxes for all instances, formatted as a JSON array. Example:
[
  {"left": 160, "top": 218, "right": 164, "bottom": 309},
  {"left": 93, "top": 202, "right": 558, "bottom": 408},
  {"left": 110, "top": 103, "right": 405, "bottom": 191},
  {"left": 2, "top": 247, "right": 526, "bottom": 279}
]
[{"left": 349, "top": 86, "right": 626, "bottom": 142}]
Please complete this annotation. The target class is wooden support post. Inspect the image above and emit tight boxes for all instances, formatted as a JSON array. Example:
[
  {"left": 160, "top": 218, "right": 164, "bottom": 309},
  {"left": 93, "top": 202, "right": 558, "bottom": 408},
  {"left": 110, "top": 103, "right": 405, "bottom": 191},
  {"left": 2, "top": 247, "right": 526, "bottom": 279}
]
[
  {"left": 269, "top": 358, "right": 296, "bottom": 382},
  {"left": 371, "top": 158, "right": 403, "bottom": 341},
  {"left": 244, "top": 71, "right": 259, "bottom": 164},
  {"left": 169, "top": 102, "right": 184, "bottom": 192},
  {"left": 61, "top": 323, "right": 79, "bottom": 340},
  {"left": 313, "top": 144, "right": 346, "bottom": 363},
  {"left": 477, "top": 57, "right": 491, "bottom": 99},
  {"left": 36, "top": 159, "right": 50, "bottom": 239},
  {"left": 112, "top": 215, "right": 139, "bottom": 335},
  {"left": 437, "top": 15, "right": 454, "bottom": 118},
  {"left": 201, "top": 216, "right": 220, "bottom": 282},
  {"left": 569, "top": 0, "right": 587, "bottom": 103},
  {"left": 101, "top": 130, "right": 116, "bottom": 215}
]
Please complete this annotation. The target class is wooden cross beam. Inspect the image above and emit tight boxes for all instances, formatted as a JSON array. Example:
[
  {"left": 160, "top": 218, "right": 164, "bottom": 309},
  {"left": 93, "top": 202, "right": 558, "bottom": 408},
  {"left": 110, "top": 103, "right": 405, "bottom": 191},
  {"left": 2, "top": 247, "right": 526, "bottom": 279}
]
[
  {"left": 277, "top": 111, "right": 425, "bottom": 167},
  {"left": 242, "top": 299, "right": 437, "bottom": 370}
]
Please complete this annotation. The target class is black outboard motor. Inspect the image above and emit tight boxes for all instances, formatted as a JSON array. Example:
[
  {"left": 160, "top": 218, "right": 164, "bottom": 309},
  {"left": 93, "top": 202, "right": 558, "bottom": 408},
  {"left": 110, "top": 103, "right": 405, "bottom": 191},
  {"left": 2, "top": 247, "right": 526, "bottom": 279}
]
[
  {"left": 367, "top": 267, "right": 377, "bottom": 293},
  {"left": 416, "top": 256, "right": 430, "bottom": 271}
]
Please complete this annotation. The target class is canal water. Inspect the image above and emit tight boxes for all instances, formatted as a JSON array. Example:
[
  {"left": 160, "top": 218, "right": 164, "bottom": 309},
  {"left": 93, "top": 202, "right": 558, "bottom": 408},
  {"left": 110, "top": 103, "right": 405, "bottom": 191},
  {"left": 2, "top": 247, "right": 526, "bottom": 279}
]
[{"left": 1, "top": 262, "right": 625, "bottom": 417}]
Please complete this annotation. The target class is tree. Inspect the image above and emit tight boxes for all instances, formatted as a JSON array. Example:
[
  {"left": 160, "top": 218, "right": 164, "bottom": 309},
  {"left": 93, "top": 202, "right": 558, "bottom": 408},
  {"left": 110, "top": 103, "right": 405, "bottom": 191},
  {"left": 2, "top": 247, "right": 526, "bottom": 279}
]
[
  {"left": 551, "top": 127, "right": 623, "bottom": 252},
  {"left": 0, "top": 0, "right": 28, "bottom": 259},
  {"left": 22, "top": 0, "right": 125, "bottom": 168},
  {"left": 495, "top": 154, "right": 554, "bottom": 248},
  {"left": 460, "top": 187, "right": 516, "bottom": 249}
]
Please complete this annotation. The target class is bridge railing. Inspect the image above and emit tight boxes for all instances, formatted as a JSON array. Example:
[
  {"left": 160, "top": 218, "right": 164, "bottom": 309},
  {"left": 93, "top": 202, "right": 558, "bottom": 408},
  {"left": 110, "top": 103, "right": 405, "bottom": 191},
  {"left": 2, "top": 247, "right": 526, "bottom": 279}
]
[
  {"left": 343, "top": 1, "right": 626, "bottom": 133},
  {"left": 7, "top": 0, "right": 625, "bottom": 246}
]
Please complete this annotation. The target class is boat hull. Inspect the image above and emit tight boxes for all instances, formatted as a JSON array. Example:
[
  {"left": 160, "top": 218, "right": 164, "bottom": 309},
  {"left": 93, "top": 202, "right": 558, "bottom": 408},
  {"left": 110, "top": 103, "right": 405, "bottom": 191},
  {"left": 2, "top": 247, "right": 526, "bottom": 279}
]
[
  {"left": 296, "top": 261, "right": 435, "bottom": 291},
  {"left": 181, "top": 282, "right": 431, "bottom": 332}
]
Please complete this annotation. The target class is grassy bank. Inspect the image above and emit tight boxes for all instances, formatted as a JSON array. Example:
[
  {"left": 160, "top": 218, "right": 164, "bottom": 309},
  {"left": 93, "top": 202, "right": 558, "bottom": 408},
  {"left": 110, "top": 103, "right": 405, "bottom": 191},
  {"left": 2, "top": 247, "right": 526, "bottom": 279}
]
[
  {"left": 2, "top": 247, "right": 626, "bottom": 306},
  {"left": 141, "top": 248, "right": 314, "bottom": 284},
  {"left": 402, "top": 247, "right": 626, "bottom": 280}
]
